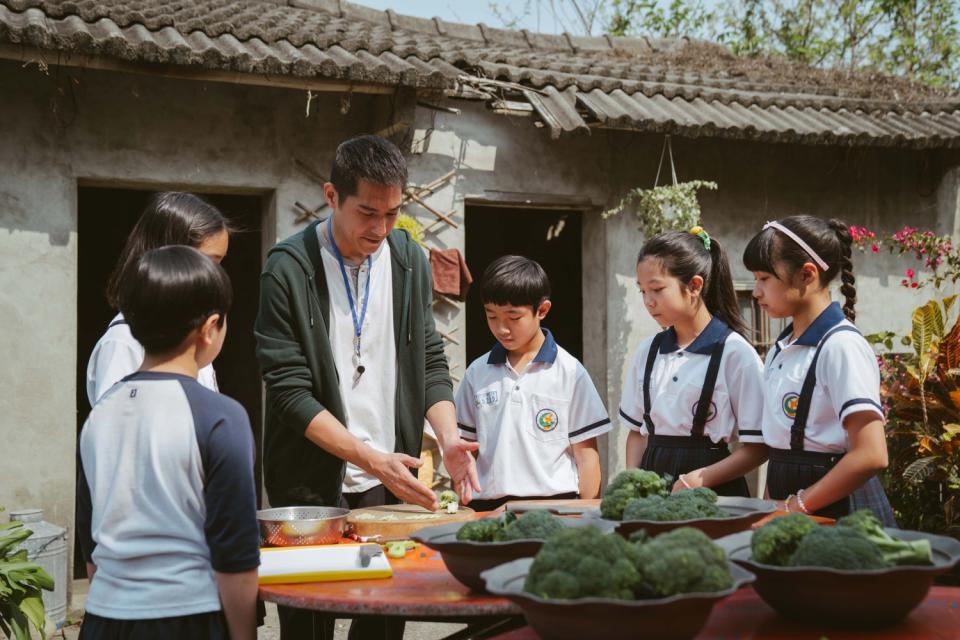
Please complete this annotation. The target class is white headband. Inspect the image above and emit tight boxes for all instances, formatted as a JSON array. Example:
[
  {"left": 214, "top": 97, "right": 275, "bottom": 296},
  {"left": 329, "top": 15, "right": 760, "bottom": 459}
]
[{"left": 763, "top": 221, "right": 829, "bottom": 271}]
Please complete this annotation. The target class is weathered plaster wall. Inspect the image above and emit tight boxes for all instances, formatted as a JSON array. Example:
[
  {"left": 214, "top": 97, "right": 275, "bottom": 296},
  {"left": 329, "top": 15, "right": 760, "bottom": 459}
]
[{"left": 0, "top": 60, "right": 401, "bottom": 581}]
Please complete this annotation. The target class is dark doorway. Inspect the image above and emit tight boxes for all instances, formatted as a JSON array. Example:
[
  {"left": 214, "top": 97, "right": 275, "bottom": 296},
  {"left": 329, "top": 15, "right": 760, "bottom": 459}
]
[
  {"left": 76, "top": 187, "right": 264, "bottom": 576},
  {"left": 464, "top": 205, "right": 583, "bottom": 365}
]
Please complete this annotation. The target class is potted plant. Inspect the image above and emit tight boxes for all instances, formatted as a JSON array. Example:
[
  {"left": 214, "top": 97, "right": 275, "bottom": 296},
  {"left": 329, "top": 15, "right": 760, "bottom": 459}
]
[{"left": 0, "top": 509, "right": 54, "bottom": 640}]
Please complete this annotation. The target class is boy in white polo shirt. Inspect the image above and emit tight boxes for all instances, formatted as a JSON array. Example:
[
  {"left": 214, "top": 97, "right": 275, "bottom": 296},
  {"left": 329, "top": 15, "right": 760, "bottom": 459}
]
[{"left": 456, "top": 255, "right": 611, "bottom": 511}]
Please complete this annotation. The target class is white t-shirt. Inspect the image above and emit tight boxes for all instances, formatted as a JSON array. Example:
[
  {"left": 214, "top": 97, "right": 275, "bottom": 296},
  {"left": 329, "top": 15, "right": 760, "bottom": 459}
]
[
  {"left": 761, "top": 302, "right": 884, "bottom": 452},
  {"left": 456, "top": 330, "right": 611, "bottom": 500},
  {"left": 318, "top": 227, "right": 397, "bottom": 493},
  {"left": 86, "top": 313, "right": 219, "bottom": 406},
  {"left": 618, "top": 318, "right": 765, "bottom": 444}
]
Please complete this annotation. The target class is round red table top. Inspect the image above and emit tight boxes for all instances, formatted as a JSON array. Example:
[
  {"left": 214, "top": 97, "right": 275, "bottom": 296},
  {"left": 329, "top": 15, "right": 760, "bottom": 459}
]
[
  {"left": 258, "top": 545, "right": 520, "bottom": 619},
  {"left": 488, "top": 585, "right": 960, "bottom": 639}
]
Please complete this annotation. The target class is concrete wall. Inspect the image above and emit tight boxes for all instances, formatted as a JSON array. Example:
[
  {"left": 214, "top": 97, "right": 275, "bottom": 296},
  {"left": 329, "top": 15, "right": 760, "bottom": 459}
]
[
  {"left": 0, "top": 59, "right": 403, "bottom": 572},
  {"left": 405, "top": 99, "right": 960, "bottom": 482}
]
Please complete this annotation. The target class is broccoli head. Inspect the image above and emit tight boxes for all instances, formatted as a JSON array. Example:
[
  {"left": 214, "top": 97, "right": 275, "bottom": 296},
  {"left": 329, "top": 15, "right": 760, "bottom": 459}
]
[
  {"left": 608, "top": 469, "right": 667, "bottom": 496},
  {"left": 622, "top": 490, "right": 725, "bottom": 522},
  {"left": 500, "top": 510, "right": 565, "bottom": 541},
  {"left": 600, "top": 470, "right": 668, "bottom": 520},
  {"left": 628, "top": 529, "right": 651, "bottom": 546},
  {"left": 750, "top": 512, "right": 818, "bottom": 566},
  {"left": 836, "top": 510, "right": 932, "bottom": 566},
  {"left": 456, "top": 517, "right": 503, "bottom": 542},
  {"left": 789, "top": 526, "right": 890, "bottom": 570},
  {"left": 632, "top": 527, "right": 733, "bottom": 597},
  {"left": 438, "top": 490, "right": 459, "bottom": 511},
  {"left": 524, "top": 526, "right": 643, "bottom": 600}
]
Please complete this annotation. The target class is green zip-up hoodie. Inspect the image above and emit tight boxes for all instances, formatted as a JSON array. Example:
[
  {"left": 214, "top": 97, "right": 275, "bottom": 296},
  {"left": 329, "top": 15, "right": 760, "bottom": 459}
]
[{"left": 254, "top": 220, "right": 453, "bottom": 507}]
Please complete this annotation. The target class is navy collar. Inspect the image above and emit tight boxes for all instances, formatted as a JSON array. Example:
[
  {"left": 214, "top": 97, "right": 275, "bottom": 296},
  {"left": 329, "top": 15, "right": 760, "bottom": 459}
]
[
  {"left": 488, "top": 328, "right": 559, "bottom": 365},
  {"left": 659, "top": 317, "right": 730, "bottom": 355},
  {"left": 777, "top": 302, "right": 846, "bottom": 347}
]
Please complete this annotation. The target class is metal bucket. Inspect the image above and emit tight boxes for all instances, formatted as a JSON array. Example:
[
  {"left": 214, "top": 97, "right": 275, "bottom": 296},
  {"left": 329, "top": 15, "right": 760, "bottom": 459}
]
[
  {"left": 9, "top": 508, "right": 67, "bottom": 629},
  {"left": 257, "top": 506, "right": 349, "bottom": 546}
]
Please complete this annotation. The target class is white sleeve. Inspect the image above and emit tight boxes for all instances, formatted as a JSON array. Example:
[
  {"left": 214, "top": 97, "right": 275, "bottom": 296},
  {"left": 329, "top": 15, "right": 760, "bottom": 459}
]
[
  {"left": 86, "top": 339, "right": 142, "bottom": 405},
  {"left": 818, "top": 333, "right": 885, "bottom": 424},
  {"left": 568, "top": 366, "right": 612, "bottom": 444},
  {"left": 618, "top": 341, "right": 649, "bottom": 434},
  {"left": 454, "top": 370, "right": 478, "bottom": 442},
  {"left": 725, "top": 339, "right": 766, "bottom": 444}
]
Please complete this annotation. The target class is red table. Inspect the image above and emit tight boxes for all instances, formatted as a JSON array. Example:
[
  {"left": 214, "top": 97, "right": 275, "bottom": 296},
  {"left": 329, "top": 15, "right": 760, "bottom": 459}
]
[
  {"left": 259, "top": 545, "right": 522, "bottom": 639},
  {"left": 489, "top": 586, "right": 960, "bottom": 639}
]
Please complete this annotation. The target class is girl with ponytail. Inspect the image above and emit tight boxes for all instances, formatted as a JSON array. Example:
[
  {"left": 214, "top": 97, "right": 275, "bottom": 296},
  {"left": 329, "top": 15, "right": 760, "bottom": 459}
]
[
  {"left": 743, "top": 215, "right": 894, "bottom": 523},
  {"left": 618, "top": 227, "right": 767, "bottom": 497}
]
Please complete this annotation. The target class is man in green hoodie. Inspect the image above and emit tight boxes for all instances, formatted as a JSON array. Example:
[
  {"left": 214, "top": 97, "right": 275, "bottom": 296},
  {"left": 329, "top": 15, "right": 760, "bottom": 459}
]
[{"left": 255, "top": 135, "right": 480, "bottom": 639}]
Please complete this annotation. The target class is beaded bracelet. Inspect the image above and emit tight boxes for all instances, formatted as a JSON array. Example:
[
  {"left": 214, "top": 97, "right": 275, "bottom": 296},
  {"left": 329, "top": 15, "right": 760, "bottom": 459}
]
[{"left": 795, "top": 489, "right": 811, "bottom": 514}]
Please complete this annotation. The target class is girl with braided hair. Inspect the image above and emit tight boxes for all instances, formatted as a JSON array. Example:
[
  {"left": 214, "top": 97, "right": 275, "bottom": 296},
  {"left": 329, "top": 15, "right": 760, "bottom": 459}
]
[{"left": 744, "top": 215, "right": 895, "bottom": 523}]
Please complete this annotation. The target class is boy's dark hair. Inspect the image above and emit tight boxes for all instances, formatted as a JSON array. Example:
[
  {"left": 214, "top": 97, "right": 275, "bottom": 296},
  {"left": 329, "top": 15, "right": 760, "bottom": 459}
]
[
  {"left": 106, "top": 192, "right": 231, "bottom": 308},
  {"left": 743, "top": 215, "right": 856, "bottom": 321},
  {"left": 330, "top": 135, "right": 408, "bottom": 200},
  {"left": 639, "top": 230, "right": 748, "bottom": 337},
  {"left": 119, "top": 245, "right": 232, "bottom": 354},
  {"left": 481, "top": 255, "right": 551, "bottom": 309}
]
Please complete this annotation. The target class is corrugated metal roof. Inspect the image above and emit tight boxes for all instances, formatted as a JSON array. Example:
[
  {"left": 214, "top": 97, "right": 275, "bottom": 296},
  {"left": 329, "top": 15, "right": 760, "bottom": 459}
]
[{"left": 2, "top": 0, "right": 960, "bottom": 147}]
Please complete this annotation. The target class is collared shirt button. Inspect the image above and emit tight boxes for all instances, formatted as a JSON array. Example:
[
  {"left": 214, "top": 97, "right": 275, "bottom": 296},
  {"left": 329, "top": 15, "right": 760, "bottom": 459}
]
[
  {"left": 672, "top": 376, "right": 678, "bottom": 382},
  {"left": 778, "top": 364, "right": 782, "bottom": 370}
]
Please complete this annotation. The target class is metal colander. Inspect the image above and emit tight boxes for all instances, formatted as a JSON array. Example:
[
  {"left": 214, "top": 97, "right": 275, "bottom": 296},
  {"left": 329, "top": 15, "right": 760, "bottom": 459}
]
[{"left": 257, "top": 506, "right": 349, "bottom": 547}]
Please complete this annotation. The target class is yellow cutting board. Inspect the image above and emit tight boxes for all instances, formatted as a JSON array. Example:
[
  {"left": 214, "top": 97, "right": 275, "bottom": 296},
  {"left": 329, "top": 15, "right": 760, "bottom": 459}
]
[{"left": 346, "top": 504, "right": 475, "bottom": 538}]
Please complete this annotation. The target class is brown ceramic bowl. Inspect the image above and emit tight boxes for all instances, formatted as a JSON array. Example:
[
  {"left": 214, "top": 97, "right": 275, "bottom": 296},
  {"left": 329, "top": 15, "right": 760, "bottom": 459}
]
[
  {"left": 482, "top": 557, "right": 755, "bottom": 640},
  {"left": 411, "top": 517, "right": 614, "bottom": 593},
  {"left": 717, "top": 528, "right": 960, "bottom": 626},
  {"left": 595, "top": 496, "right": 777, "bottom": 540}
]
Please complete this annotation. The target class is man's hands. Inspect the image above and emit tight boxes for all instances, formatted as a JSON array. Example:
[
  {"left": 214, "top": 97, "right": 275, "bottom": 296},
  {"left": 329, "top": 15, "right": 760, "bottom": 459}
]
[
  {"left": 443, "top": 439, "right": 481, "bottom": 505},
  {"left": 365, "top": 451, "right": 439, "bottom": 511}
]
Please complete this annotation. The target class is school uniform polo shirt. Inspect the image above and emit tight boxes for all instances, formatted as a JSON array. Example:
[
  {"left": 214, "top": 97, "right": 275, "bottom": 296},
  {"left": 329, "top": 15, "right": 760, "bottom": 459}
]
[
  {"left": 455, "top": 330, "right": 611, "bottom": 500},
  {"left": 761, "top": 302, "right": 884, "bottom": 453},
  {"left": 618, "top": 318, "right": 765, "bottom": 444},
  {"left": 77, "top": 372, "right": 259, "bottom": 620},
  {"left": 318, "top": 227, "right": 397, "bottom": 493}
]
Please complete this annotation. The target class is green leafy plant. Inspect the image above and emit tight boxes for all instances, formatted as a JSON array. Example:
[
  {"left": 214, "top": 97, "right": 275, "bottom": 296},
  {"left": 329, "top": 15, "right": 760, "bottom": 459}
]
[
  {"left": 0, "top": 512, "right": 53, "bottom": 640},
  {"left": 602, "top": 180, "right": 718, "bottom": 238}
]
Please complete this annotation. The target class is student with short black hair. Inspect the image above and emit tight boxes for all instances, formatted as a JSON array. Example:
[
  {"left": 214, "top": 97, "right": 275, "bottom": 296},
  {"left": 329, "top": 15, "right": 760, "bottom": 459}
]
[
  {"left": 744, "top": 215, "right": 894, "bottom": 523},
  {"left": 620, "top": 228, "right": 766, "bottom": 496},
  {"left": 86, "top": 192, "right": 232, "bottom": 404},
  {"left": 77, "top": 246, "right": 259, "bottom": 640},
  {"left": 456, "top": 255, "right": 611, "bottom": 512}
]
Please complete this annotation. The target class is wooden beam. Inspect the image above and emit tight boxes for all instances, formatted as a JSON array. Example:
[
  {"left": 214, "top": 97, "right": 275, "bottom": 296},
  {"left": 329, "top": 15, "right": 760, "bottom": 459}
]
[
  {"left": 0, "top": 44, "right": 394, "bottom": 94},
  {"left": 405, "top": 189, "right": 459, "bottom": 229}
]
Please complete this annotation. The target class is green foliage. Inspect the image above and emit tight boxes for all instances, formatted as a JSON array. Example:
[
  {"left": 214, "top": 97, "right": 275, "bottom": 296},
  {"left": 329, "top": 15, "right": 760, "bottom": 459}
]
[
  {"left": 394, "top": 213, "right": 425, "bottom": 247},
  {"left": 602, "top": 180, "right": 718, "bottom": 239},
  {"left": 0, "top": 516, "right": 53, "bottom": 640}
]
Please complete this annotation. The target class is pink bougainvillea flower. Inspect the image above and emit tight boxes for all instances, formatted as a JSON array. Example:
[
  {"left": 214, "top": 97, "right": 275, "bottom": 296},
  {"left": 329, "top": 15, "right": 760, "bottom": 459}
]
[
  {"left": 906, "top": 268, "right": 915, "bottom": 278},
  {"left": 871, "top": 243, "right": 879, "bottom": 253}
]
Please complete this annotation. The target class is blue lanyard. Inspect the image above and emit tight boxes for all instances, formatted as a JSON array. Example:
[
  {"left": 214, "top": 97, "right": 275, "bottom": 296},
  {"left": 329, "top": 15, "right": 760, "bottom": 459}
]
[{"left": 327, "top": 217, "right": 372, "bottom": 356}]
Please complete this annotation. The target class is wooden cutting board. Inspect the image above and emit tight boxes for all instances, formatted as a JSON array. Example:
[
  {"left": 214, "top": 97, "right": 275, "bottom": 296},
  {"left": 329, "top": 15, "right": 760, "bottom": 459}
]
[{"left": 346, "top": 504, "right": 475, "bottom": 538}]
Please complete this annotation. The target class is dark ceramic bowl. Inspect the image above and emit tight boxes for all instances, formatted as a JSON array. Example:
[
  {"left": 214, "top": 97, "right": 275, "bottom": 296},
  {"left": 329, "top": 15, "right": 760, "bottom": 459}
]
[
  {"left": 411, "top": 517, "right": 614, "bottom": 593},
  {"left": 594, "top": 497, "right": 777, "bottom": 539},
  {"left": 481, "top": 557, "right": 755, "bottom": 640},
  {"left": 716, "top": 528, "right": 960, "bottom": 626}
]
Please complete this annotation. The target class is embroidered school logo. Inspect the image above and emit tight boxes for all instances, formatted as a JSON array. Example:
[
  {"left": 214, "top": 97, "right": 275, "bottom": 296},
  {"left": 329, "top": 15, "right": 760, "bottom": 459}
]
[
  {"left": 474, "top": 391, "right": 499, "bottom": 408},
  {"left": 691, "top": 401, "right": 718, "bottom": 422},
  {"left": 782, "top": 392, "right": 800, "bottom": 419},
  {"left": 536, "top": 409, "right": 559, "bottom": 432}
]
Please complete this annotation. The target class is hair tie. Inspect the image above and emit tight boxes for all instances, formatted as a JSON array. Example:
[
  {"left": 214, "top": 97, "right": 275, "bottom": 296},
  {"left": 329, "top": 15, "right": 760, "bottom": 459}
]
[
  {"left": 762, "top": 221, "right": 829, "bottom": 271},
  {"left": 689, "top": 225, "right": 711, "bottom": 251}
]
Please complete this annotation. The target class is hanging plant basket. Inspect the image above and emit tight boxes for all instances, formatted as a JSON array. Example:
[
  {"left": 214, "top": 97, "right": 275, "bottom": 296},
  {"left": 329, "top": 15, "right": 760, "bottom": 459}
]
[
  {"left": 602, "top": 135, "right": 717, "bottom": 238},
  {"left": 603, "top": 180, "right": 718, "bottom": 238}
]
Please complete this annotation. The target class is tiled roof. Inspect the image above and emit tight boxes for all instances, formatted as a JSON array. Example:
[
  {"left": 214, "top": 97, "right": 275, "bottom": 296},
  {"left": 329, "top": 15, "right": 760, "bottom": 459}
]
[{"left": 2, "top": 0, "right": 960, "bottom": 147}]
